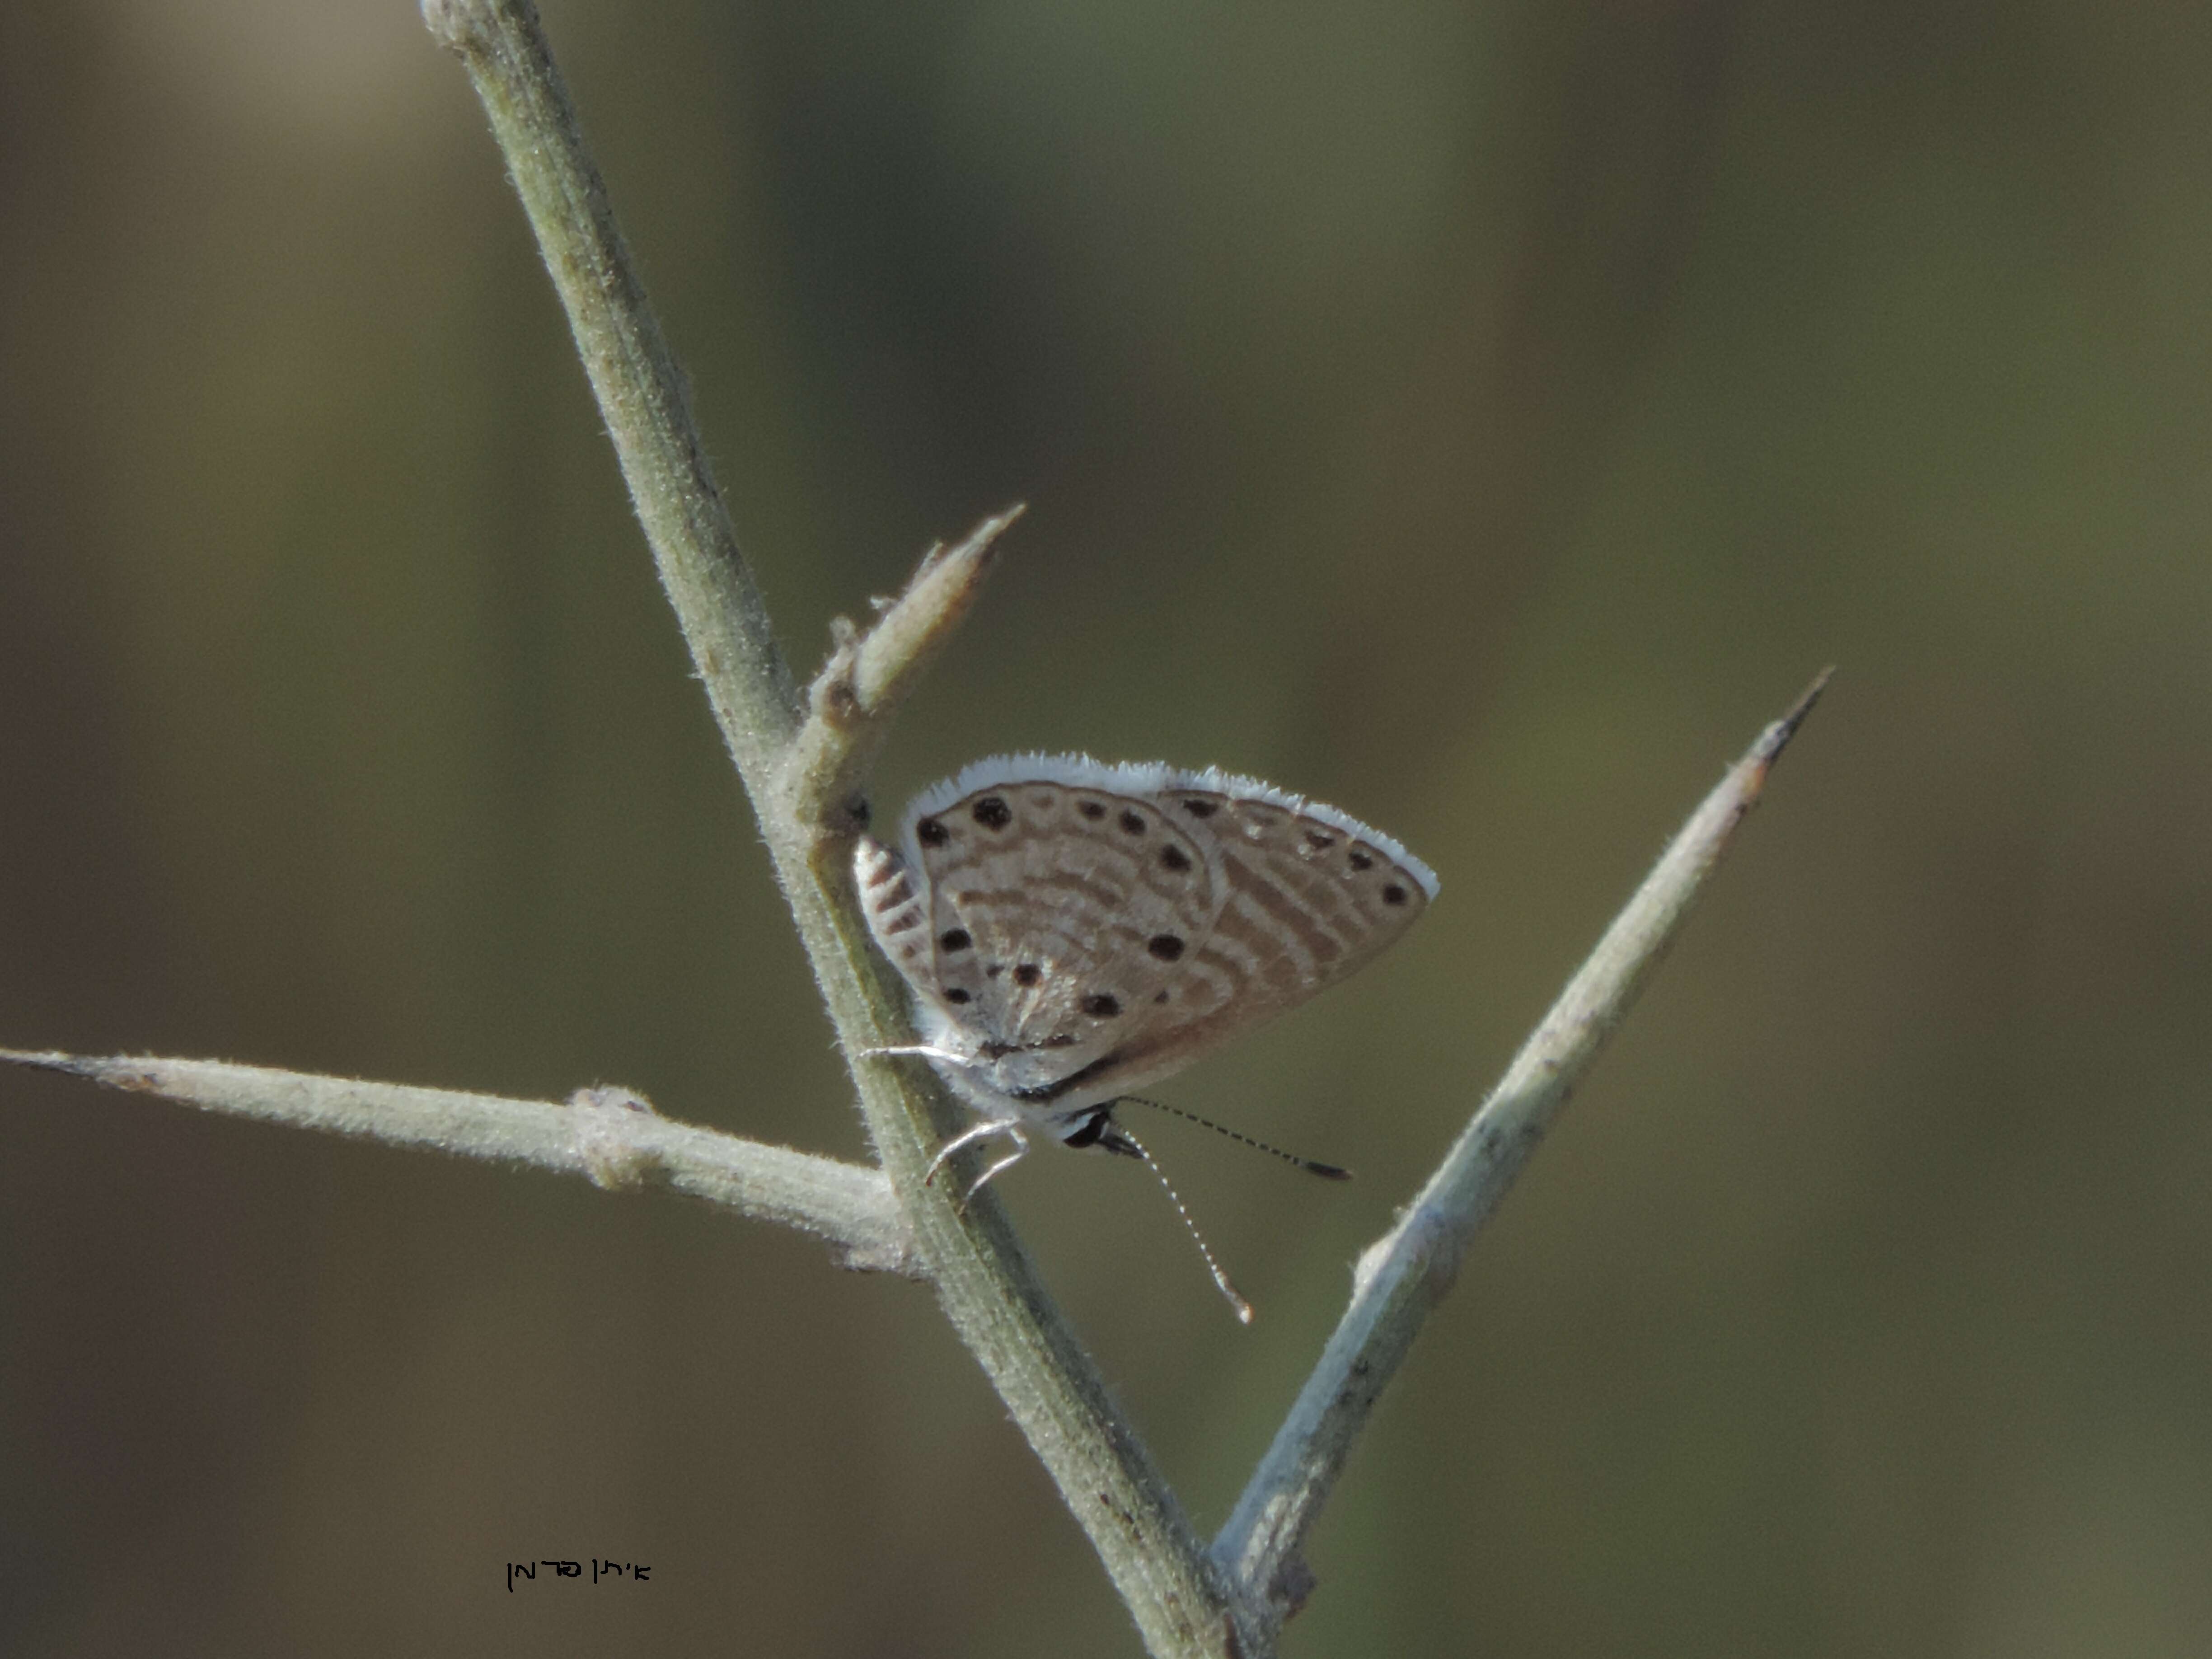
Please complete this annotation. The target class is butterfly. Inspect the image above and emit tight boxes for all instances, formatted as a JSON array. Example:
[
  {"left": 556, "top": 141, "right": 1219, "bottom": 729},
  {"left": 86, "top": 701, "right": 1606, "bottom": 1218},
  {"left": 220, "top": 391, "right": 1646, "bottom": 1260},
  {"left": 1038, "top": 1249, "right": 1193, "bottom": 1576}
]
[{"left": 854, "top": 754, "right": 1437, "bottom": 1204}]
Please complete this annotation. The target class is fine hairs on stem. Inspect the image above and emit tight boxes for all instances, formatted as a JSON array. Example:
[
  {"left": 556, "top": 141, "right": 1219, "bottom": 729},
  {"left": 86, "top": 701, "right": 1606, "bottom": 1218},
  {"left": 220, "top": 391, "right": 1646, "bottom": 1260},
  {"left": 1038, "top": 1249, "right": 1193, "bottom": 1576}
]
[{"left": 0, "top": 3, "right": 1832, "bottom": 1652}]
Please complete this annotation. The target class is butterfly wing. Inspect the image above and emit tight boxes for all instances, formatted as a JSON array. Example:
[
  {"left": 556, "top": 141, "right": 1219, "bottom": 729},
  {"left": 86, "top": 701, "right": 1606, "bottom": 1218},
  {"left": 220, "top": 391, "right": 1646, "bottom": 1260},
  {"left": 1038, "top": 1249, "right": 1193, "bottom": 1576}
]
[
  {"left": 897, "top": 778, "right": 1223, "bottom": 1084},
  {"left": 860, "top": 757, "right": 1437, "bottom": 1108},
  {"left": 855, "top": 832, "right": 937, "bottom": 994},
  {"left": 1095, "top": 777, "right": 1437, "bottom": 1088}
]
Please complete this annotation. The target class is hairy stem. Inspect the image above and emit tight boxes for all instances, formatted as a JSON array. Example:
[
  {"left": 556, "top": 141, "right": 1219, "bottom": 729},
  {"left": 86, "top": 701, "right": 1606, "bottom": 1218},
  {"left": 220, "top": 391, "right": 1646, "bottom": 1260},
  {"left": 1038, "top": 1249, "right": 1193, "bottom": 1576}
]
[
  {"left": 422, "top": 2, "right": 1250, "bottom": 1650},
  {"left": 1, "top": 1050, "right": 918, "bottom": 1274},
  {"left": 1212, "top": 670, "right": 1832, "bottom": 1629}
]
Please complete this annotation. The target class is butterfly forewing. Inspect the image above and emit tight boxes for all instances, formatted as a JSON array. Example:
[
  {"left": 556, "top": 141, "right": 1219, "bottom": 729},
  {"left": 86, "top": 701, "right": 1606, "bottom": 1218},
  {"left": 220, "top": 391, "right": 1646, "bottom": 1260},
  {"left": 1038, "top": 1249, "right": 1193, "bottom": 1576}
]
[
  {"left": 1197, "top": 789, "right": 1432, "bottom": 991},
  {"left": 1096, "top": 784, "right": 1435, "bottom": 1078},
  {"left": 908, "top": 780, "right": 1221, "bottom": 1064}
]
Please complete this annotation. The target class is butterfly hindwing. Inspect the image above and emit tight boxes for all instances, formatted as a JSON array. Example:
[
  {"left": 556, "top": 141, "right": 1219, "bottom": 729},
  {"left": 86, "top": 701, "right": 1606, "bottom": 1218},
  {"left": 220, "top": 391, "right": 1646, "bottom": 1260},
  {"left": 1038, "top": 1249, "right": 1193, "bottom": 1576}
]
[
  {"left": 906, "top": 779, "right": 1221, "bottom": 1068},
  {"left": 855, "top": 833, "right": 933, "bottom": 982}
]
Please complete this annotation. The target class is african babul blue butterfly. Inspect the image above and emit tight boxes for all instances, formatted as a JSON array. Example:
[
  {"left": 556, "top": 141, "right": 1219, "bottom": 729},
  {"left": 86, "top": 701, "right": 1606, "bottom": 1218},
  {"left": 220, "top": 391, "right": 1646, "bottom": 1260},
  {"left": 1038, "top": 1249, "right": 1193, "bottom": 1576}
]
[{"left": 856, "top": 755, "right": 1437, "bottom": 1319}]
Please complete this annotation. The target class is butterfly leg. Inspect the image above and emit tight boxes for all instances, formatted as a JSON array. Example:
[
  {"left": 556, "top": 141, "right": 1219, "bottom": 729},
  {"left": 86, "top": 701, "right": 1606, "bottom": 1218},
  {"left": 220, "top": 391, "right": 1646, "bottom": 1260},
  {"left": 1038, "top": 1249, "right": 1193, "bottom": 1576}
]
[
  {"left": 863, "top": 1042, "right": 975, "bottom": 1067},
  {"left": 954, "top": 1128, "right": 1031, "bottom": 1212},
  {"left": 922, "top": 1117, "right": 1022, "bottom": 1189}
]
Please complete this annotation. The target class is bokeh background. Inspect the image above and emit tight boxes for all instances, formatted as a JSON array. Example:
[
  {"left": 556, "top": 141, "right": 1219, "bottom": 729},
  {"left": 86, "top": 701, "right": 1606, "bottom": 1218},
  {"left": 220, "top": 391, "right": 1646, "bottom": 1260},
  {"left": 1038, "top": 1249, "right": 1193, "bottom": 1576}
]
[{"left": 5, "top": 0, "right": 2210, "bottom": 1653}]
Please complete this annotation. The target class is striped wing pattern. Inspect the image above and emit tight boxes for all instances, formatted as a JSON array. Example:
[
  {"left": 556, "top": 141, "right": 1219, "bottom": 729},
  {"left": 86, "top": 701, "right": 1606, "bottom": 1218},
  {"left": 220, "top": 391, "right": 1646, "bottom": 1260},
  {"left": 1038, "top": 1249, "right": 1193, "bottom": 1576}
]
[
  {"left": 857, "top": 758, "right": 1434, "bottom": 1110},
  {"left": 918, "top": 779, "right": 1216, "bottom": 1069},
  {"left": 1110, "top": 785, "right": 1433, "bottom": 1083}
]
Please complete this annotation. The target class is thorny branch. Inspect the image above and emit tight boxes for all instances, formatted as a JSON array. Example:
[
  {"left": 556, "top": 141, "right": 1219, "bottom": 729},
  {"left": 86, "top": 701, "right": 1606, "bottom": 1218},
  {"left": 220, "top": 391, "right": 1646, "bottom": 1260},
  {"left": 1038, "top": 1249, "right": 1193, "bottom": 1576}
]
[
  {"left": 0, "top": 1050, "right": 919, "bottom": 1275},
  {"left": 419, "top": 1, "right": 1242, "bottom": 1651},
  {"left": 1, "top": 1, "right": 1829, "bottom": 1652},
  {"left": 1211, "top": 670, "right": 1831, "bottom": 1632}
]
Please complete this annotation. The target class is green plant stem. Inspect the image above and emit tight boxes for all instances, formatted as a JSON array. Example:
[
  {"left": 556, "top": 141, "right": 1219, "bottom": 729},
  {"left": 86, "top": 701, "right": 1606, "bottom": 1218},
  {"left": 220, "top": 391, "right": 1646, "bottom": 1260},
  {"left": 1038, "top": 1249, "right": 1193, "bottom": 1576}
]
[
  {"left": 422, "top": 2, "right": 1250, "bottom": 1651},
  {"left": 1211, "top": 670, "right": 1832, "bottom": 1631},
  {"left": 0, "top": 1050, "right": 919, "bottom": 1274}
]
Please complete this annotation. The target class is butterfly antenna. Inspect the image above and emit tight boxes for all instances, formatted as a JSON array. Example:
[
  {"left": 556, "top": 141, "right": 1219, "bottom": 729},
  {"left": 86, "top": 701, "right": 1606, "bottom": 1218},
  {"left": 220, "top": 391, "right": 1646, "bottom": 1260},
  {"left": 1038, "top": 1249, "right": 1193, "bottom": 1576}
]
[
  {"left": 1116, "top": 1097, "right": 1354, "bottom": 1181},
  {"left": 1113, "top": 1126, "right": 1254, "bottom": 1325}
]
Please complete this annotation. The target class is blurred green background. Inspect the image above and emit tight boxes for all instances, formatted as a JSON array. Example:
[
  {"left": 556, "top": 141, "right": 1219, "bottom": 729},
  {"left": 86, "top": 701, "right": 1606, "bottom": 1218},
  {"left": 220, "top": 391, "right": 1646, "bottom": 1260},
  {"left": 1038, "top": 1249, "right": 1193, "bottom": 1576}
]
[{"left": 4, "top": 0, "right": 2209, "bottom": 1653}]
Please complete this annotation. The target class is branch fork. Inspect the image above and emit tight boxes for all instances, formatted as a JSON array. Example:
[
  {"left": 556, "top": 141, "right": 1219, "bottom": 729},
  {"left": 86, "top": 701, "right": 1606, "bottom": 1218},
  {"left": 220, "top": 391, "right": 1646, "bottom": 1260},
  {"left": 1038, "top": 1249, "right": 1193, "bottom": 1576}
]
[
  {"left": 783, "top": 503, "right": 1026, "bottom": 836},
  {"left": 5, "top": 2, "right": 1832, "bottom": 1651}
]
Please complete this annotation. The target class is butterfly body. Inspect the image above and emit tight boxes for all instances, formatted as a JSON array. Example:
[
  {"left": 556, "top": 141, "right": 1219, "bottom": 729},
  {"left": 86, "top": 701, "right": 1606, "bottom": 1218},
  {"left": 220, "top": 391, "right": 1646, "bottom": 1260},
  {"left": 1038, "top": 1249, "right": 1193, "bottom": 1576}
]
[{"left": 855, "top": 755, "right": 1437, "bottom": 1161}]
